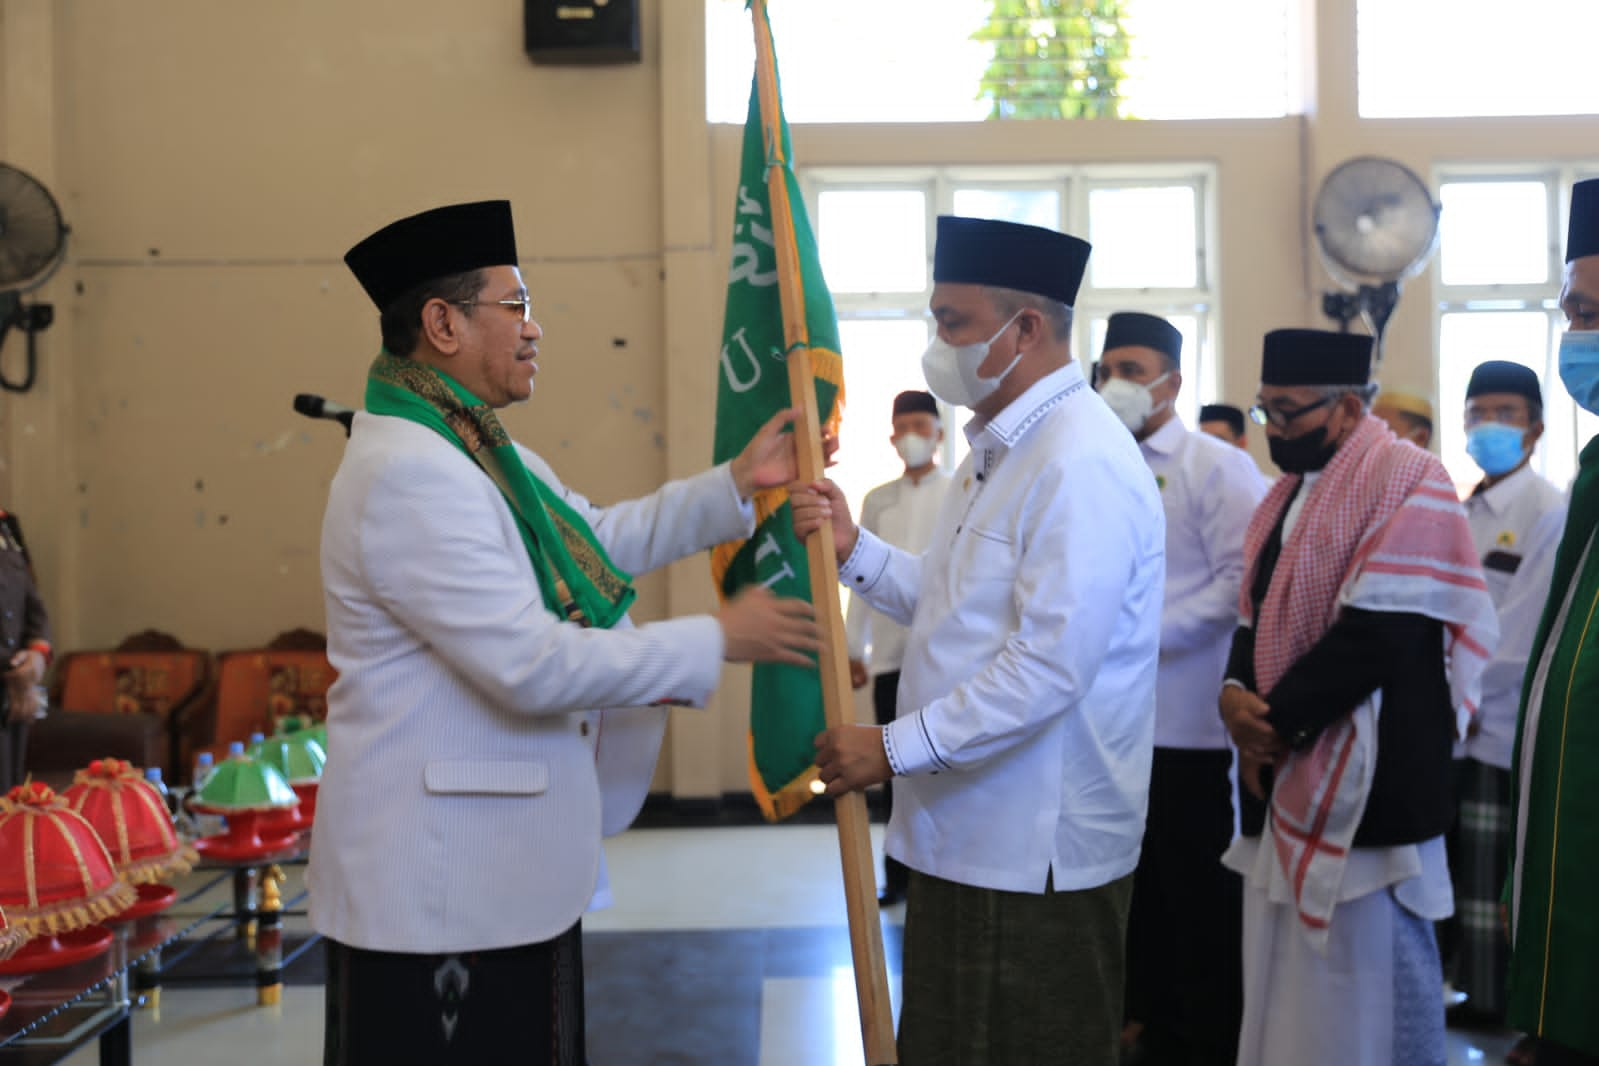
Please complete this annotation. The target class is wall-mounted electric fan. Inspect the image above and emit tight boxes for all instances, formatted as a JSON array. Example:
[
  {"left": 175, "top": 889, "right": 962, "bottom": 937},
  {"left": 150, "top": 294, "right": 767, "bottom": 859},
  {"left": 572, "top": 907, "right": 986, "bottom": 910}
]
[
  {"left": 0, "top": 163, "right": 70, "bottom": 393},
  {"left": 1313, "top": 156, "right": 1440, "bottom": 370}
]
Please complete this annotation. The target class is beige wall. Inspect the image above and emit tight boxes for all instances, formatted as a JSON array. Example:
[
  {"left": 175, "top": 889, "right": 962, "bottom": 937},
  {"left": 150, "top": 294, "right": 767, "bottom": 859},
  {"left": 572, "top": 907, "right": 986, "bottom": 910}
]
[{"left": 0, "top": 0, "right": 1591, "bottom": 797}]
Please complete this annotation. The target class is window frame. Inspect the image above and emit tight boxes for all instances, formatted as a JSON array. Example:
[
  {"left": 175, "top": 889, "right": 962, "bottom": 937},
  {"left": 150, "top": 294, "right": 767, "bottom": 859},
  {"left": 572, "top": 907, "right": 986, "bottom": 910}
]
[
  {"left": 802, "top": 162, "right": 1221, "bottom": 429},
  {"left": 1431, "top": 163, "right": 1599, "bottom": 493}
]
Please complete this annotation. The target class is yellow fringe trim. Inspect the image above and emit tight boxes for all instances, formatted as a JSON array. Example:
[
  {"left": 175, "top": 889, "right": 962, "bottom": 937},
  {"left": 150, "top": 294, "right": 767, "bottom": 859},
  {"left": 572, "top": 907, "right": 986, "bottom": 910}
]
[
  {"left": 708, "top": 345, "right": 845, "bottom": 600},
  {"left": 0, "top": 923, "right": 28, "bottom": 962},
  {"left": 117, "top": 843, "right": 198, "bottom": 886},
  {"left": 11, "top": 878, "right": 136, "bottom": 937},
  {"left": 746, "top": 733, "right": 824, "bottom": 823}
]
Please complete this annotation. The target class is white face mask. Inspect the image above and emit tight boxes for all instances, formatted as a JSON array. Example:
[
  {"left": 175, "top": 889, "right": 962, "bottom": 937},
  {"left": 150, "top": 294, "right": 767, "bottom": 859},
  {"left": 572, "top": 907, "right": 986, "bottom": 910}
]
[
  {"left": 921, "top": 312, "right": 1024, "bottom": 409},
  {"left": 1098, "top": 372, "right": 1171, "bottom": 434},
  {"left": 893, "top": 432, "right": 937, "bottom": 468}
]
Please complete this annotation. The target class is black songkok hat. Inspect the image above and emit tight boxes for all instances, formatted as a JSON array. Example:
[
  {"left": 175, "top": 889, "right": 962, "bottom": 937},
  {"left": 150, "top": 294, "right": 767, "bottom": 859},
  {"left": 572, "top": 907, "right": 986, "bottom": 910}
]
[
  {"left": 1566, "top": 178, "right": 1599, "bottom": 263},
  {"left": 345, "top": 200, "right": 519, "bottom": 310},
  {"left": 1466, "top": 360, "right": 1542, "bottom": 406},
  {"left": 1260, "top": 329, "right": 1372, "bottom": 387},
  {"left": 1199, "top": 403, "right": 1245, "bottom": 437},
  {"left": 933, "top": 216, "right": 1091, "bottom": 307},
  {"left": 1103, "top": 312, "right": 1182, "bottom": 363},
  {"left": 892, "top": 390, "right": 939, "bottom": 418}
]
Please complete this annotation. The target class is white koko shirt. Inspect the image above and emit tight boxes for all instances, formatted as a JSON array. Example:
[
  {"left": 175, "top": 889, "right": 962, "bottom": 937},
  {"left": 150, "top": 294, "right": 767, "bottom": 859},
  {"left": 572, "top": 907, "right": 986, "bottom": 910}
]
[
  {"left": 840, "top": 363, "right": 1166, "bottom": 894},
  {"left": 844, "top": 469, "right": 952, "bottom": 675},
  {"left": 1461, "top": 462, "right": 1567, "bottom": 770},
  {"left": 1139, "top": 416, "right": 1269, "bottom": 750}
]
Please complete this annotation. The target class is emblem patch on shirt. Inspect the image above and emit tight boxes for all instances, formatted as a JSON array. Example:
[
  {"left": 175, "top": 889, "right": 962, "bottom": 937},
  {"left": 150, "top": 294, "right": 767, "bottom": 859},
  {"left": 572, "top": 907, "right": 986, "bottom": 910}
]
[{"left": 1496, "top": 530, "right": 1516, "bottom": 548}]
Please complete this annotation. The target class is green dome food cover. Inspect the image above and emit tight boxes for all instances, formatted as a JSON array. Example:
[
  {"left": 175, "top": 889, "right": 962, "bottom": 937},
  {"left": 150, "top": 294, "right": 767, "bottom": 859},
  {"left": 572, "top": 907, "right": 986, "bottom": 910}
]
[
  {"left": 252, "top": 734, "right": 326, "bottom": 785},
  {"left": 196, "top": 754, "right": 298, "bottom": 812},
  {"left": 276, "top": 717, "right": 328, "bottom": 754}
]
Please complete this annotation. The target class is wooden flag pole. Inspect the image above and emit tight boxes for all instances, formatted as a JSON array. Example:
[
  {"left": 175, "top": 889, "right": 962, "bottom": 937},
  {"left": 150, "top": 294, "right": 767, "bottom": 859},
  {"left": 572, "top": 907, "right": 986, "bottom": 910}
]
[{"left": 749, "top": 2, "right": 897, "bottom": 1062}]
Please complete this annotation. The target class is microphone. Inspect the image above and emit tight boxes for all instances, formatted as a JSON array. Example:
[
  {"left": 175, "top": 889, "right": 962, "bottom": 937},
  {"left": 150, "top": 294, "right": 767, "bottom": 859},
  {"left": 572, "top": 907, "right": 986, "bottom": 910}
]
[{"left": 293, "top": 393, "right": 355, "bottom": 437}]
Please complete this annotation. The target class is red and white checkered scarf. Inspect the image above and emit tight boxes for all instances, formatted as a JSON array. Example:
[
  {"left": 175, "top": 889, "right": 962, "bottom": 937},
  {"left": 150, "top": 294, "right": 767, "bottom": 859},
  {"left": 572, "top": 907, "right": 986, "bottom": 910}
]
[{"left": 1239, "top": 414, "right": 1497, "bottom": 944}]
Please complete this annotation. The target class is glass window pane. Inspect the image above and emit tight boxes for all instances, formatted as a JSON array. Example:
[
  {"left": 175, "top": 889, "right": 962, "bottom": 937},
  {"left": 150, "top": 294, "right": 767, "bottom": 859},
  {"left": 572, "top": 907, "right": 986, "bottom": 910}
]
[
  {"left": 1087, "top": 186, "right": 1198, "bottom": 289},
  {"left": 833, "top": 318, "right": 938, "bottom": 527},
  {"left": 1359, "top": 0, "right": 1599, "bottom": 118},
  {"left": 952, "top": 188, "right": 1060, "bottom": 230},
  {"left": 706, "top": 0, "right": 1299, "bottom": 123},
  {"left": 1437, "top": 311, "right": 1550, "bottom": 494},
  {"left": 1438, "top": 182, "right": 1550, "bottom": 287},
  {"left": 1119, "top": 0, "right": 1297, "bottom": 119},
  {"left": 818, "top": 190, "right": 927, "bottom": 294}
]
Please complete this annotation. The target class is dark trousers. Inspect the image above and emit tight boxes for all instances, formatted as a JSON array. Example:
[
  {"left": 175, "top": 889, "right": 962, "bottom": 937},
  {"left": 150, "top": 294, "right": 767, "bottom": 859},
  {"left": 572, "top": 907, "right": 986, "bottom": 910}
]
[
  {"left": 873, "top": 670, "right": 908, "bottom": 895},
  {"left": 324, "top": 926, "right": 585, "bottom": 1066},
  {"left": 1535, "top": 1041, "right": 1599, "bottom": 1066},
  {"left": 0, "top": 718, "right": 27, "bottom": 793},
  {"left": 1125, "top": 747, "right": 1243, "bottom": 1066}
]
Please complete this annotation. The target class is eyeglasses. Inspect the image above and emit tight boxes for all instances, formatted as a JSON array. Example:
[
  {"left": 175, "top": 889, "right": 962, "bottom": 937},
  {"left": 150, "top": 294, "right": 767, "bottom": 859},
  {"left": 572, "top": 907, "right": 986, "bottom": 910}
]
[
  {"left": 450, "top": 297, "right": 533, "bottom": 323},
  {"left": 1248, "top": 395, "right": 1334, "bottom": 428}
]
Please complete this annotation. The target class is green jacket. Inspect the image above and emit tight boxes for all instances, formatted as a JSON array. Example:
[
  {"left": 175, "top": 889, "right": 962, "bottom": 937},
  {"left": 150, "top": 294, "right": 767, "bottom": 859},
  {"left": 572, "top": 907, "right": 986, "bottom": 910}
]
[{"left": 1506, "top": 435, "right": 1599, "bottom": 1056}]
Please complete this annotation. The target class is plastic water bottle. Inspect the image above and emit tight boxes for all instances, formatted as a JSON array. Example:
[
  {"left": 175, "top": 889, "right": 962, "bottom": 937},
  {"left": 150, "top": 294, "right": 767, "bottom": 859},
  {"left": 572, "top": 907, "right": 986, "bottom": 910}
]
[
  {"left": 248, "top": 732, "right": 265, "bottom": 750},
  {"left": 186, "top": 752, "right": 218, "bottom": 838},
  {"left": 143, "top": 766, "right": 170, "bottom": 807},
  {"left": 191, "top": 751, "right": 215, "bottom": 792}
]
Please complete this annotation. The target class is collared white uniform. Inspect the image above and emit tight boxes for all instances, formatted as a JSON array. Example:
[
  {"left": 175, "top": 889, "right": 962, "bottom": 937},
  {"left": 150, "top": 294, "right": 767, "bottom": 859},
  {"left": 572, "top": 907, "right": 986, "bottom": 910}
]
[
  {"left": 841, "top": 364, "right": 1165, "bottom": 894},
  {"left": 844, "top": 469, "right": 951, "bottom": 675},
  {"left": 1462, "top": 463, "right": 1567, "bottom": 770},
  {"left": 310, "top": 413, "right": 752, "bottom": 954},
  {"left": 1140, "top": 416, "right": 1268, "bottom": 750}
]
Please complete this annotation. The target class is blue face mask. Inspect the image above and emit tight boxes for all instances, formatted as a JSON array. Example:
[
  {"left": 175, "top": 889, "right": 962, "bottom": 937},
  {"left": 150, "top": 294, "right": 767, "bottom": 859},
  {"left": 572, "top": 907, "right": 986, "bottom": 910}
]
[
  {"left": 1558, "top": 330, "right": 1599, "bottom": 415},
  {"left": 1465, "top": 422, "right": 1527, "bottom": 477}
]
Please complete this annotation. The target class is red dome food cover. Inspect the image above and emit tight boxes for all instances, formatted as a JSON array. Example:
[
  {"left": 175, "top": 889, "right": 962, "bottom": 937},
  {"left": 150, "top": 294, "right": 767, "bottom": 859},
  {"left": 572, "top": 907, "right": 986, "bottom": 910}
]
[
  {"left": 63, "top": 759, "right": 196, "bottom": 885},
  {"left": 0, "top": 781, "right": 134, "bottom": 935}
]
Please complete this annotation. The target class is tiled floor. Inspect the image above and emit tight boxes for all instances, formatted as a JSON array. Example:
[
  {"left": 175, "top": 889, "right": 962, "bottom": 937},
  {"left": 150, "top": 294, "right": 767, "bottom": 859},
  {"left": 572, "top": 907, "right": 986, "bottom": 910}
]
[{"left": 39, "top": 824, "right": 1524, "bottom": 1065}]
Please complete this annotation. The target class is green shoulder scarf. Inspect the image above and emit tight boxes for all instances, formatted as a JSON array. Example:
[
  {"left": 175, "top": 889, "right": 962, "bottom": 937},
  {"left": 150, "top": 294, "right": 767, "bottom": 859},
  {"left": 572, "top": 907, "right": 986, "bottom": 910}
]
[{"left": 365, "top": 351, "right": 635, "bottom": 630}]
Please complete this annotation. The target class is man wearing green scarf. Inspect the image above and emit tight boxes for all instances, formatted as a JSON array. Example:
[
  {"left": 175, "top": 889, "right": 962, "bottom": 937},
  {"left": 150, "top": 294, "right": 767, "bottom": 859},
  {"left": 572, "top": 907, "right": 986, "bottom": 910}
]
[
  {"left": 311, "top": 200, "right": 820, "bottom": 1066},
  {"left": 1504, "top": 177, "right": 1599, "bottom": 1066}
]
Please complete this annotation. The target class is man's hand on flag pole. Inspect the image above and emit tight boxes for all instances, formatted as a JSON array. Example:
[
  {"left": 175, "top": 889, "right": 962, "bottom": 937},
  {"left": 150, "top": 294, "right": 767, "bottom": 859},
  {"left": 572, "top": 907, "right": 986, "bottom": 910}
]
[
  {"left": 729, "top": 407, "right": 841, "bottom": 502},
  {"left": 717, "top": 585, "right": 822, "bottom": 667},
  {"left": 789, "top": 478, "right": 859, "bottom": 560},
  {"left": 813, "top": 724, "right": 893, "bottom": 797}
]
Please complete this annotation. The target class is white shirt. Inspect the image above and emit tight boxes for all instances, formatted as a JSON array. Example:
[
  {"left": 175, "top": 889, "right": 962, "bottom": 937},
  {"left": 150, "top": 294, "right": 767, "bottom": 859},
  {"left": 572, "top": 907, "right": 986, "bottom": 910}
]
[
  {"left": 1461, "top": 463, "right": 1567, "bottom": 769},
  {"left": 1140, "top": 416, "right": 1269, "bottom": 749},
  {"left": 844, "top": 469, "right": 951, "bottom": 675},
  {"left": 840, "top": 363, "right": 1166, "bottom": 894}
]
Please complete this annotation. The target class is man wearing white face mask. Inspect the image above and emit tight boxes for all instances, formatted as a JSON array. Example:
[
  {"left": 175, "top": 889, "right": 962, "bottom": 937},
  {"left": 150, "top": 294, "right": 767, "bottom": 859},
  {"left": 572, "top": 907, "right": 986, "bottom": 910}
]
[
  {"left": 843, "top": 389, "right": 951, "bottom": 906},
  {"left": 1443, "top": 361, "right": 1566, "bottom": 1032},
  {"left": 792, "top": 216, "right": 1166, "bottom": 1065},
  {"left": 1505, "top": 177, "right": 1599, "bottom": 1066},
  {"left": 1096, "top": 312, "right": 1266, "bottom": 1066}
]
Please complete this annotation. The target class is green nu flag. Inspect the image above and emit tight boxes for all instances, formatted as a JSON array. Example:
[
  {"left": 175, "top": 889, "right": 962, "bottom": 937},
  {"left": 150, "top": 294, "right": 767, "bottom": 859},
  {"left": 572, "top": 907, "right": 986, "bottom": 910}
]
[{"left": 710, "top": 17, "right": 843, "bottom": 822}]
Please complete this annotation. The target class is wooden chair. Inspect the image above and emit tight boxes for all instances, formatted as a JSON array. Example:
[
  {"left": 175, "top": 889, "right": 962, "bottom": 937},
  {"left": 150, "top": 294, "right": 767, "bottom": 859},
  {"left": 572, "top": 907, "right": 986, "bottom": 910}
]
[
  {"left": 187, "top": 630, "right": 337, "bottom": 776},
  {"left": 45, "top": 630, "right": 215, "bottom": 781}
]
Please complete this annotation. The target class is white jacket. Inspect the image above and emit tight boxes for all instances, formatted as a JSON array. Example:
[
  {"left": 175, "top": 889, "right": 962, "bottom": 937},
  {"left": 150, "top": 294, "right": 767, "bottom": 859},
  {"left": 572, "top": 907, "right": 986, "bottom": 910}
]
[{"left": 309, "top": 412, "right": 752, "bottom": 952}]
